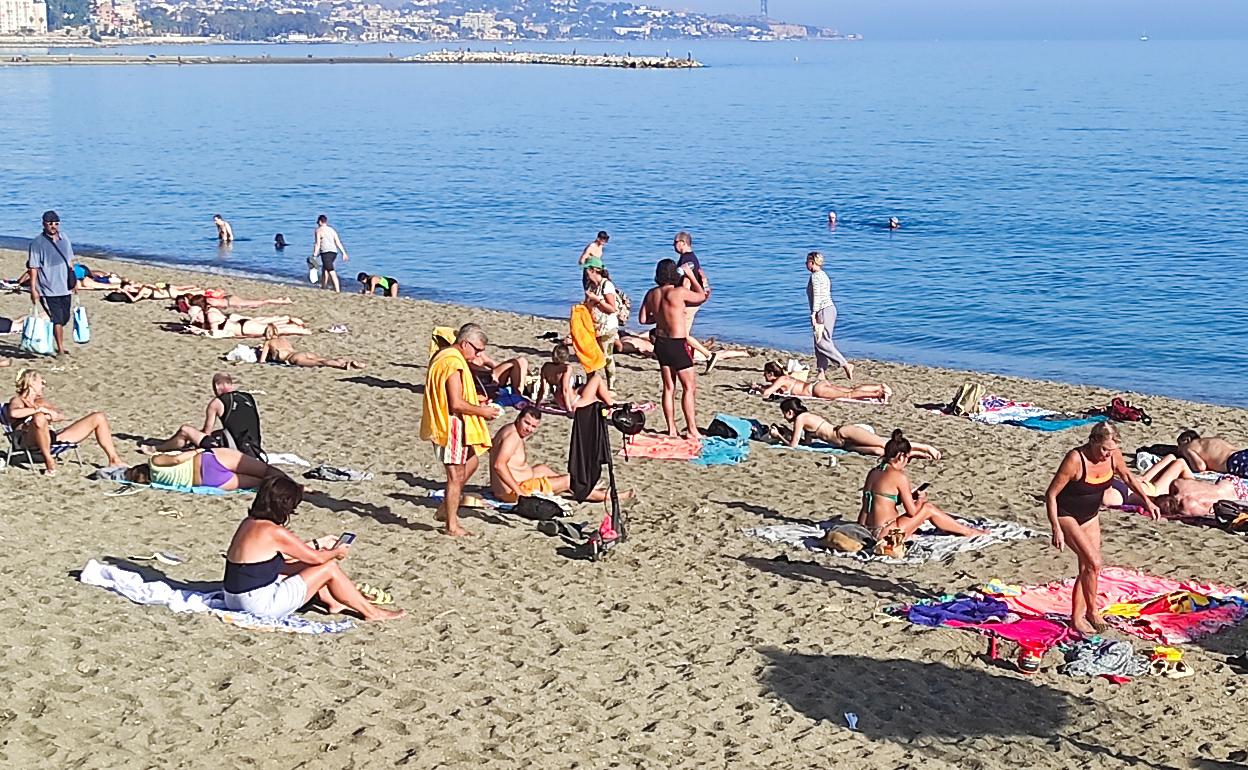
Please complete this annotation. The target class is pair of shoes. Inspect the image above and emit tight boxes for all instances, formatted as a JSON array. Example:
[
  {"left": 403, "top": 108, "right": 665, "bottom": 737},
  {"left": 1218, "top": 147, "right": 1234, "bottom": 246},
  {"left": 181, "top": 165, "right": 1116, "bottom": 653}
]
[
  {"left": 358, "top": 583, "right": 393, "bottom": 605},
  {"left": 1148, "top": 658, "right": 1194, "bottom": 679}
]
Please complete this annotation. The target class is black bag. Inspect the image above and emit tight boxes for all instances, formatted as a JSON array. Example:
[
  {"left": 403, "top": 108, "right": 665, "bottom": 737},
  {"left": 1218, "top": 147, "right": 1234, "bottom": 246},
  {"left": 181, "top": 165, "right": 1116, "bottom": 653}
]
[
  {"left": 1214, "top": 500, "right": 1248, "bottom": 530},
  {"left": 514, "top": 495, "right": 566, "bottom": 522},
  {"left": 705, "top": 417, "right": 736, "bottom": 439},
  {"left": 42, "top": 234, "right": 76, "bottom": 291},
  {"left": 610, "top": 406, "right": 646, "bottom": 436}
]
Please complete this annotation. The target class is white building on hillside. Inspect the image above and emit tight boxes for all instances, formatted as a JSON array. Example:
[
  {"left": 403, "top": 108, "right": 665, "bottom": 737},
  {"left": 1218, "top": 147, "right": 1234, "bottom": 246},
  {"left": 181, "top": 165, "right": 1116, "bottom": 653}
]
[{"left": 0, "top": 0, "right": 48, "bottom": 34}]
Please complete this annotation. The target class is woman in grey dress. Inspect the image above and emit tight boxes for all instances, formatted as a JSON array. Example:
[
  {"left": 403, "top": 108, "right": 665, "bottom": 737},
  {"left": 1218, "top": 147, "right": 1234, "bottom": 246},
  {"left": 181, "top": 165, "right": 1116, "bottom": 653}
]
[{"left": 805, "top": 251, "right": 853, "bottom": 380}]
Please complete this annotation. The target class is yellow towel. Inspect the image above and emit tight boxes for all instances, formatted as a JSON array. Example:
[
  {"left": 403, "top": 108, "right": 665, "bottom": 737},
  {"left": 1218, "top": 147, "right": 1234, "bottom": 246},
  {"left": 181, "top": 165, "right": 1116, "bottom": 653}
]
[
  {"left": 569, "top": 304, "right": 605, "bottom": 372},
  {"left": 420, "top": 347, "right": 491, "bottom": 449},
  {"left": 429, "top": 326, "right": 456, "bottom": 360}
]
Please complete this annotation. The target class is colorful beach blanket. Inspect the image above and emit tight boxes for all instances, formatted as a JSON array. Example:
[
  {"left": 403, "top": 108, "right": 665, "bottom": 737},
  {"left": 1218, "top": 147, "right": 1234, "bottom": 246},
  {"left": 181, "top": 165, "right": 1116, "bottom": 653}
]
[
  {"left": 620, "top": 434, "right": 703, "bottom": 461},
  {"left": 741, "top": 516, "right": 1036, "bottom": 564},
  {"left": 79, "top": 559, "right": 355, "bottom": 635}
]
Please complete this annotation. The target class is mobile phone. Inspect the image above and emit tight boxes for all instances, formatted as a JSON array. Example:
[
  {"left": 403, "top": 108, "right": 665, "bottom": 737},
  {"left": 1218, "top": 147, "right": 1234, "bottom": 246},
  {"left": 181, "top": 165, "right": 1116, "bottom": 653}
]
[
  {"left": 912, "top": 482, "right": 931, "bottom": 501},
  {"left": 334, "top": 532, "right": 356, "bottom": 548}
]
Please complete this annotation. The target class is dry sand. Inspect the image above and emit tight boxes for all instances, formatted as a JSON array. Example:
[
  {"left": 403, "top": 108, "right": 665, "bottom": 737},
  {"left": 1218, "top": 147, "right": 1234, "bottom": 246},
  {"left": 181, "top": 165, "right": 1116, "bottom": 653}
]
[{"left": 1, "top": 250, "right": 1246, "bottom": 768}]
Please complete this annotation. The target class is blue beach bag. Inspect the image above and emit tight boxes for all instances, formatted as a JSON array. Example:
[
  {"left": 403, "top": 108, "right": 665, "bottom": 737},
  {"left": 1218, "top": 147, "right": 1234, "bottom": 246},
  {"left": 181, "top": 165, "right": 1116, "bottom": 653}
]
[
  {"left": 73, "top": 304, "right": 90, "bottom": 344},
  {"left": 20, "top": 314, "right": 54, "bottom": 356}
]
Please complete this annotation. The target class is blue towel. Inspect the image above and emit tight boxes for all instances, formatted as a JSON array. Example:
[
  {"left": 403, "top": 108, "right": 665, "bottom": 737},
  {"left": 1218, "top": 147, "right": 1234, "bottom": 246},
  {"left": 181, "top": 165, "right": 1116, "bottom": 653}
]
[
  {"left": 150, "top": 483, "right": 251, "bottom": 496},
  {"left": 907, "top": 596, "right": 1011, "bottom": 627},
  {"left": 695, "top": 436, "right": 749, "bottom": 466},
  {"left": 1008, "top": 414, "right": 1108, "bottom": 432}
]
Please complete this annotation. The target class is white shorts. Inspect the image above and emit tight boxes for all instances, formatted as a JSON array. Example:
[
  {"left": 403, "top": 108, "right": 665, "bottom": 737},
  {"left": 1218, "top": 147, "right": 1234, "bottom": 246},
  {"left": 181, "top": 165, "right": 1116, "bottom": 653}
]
[{"left": 223, "top": 575, "right": 307, "bottom": 619}]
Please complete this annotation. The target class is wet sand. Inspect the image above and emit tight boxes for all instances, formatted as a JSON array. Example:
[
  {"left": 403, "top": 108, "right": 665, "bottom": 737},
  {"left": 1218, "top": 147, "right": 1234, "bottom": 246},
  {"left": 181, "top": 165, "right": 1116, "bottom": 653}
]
[{"left": 1, "top": 250, "right": 1246, "bottom": 768}]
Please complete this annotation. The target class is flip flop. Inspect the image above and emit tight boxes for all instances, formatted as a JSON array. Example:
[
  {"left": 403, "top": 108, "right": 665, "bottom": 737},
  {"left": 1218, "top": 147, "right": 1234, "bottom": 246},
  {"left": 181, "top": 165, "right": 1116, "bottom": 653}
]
[
  {"left": 1149, "top": 659, "right": 1169, "bottom": 676},
  {"left": 130, "top": 551, "right": 187, "bottom": 566},
  {"left": 357, "top": 583, "right": 394, "bottom": 605},
  {"left": 1165, "top": 660, "right": 1194, "bottom": 679},
  {"left": 105, "top": 485, "right": 144, "bottom": 497}
]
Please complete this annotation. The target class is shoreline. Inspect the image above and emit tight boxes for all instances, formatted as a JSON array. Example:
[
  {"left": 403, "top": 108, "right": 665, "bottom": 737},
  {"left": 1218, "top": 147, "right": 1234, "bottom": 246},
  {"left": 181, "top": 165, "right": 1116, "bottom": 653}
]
[
  {"left": 1, "top": 238, "right": 1234, "bottom": 411},
  {"left": 0, "top": 50, "right": 703, "bottom": 68},
  {"left": 1, "top": 249, "right": 1246, "bottom": 768}
]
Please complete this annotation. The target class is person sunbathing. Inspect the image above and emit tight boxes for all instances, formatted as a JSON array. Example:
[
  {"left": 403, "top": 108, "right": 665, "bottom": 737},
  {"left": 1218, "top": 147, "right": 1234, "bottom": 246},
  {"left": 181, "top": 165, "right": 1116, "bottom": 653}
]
[
  {"left": 187, "top": 303, "right": 309, "bottom": 338},
  {"left": 1177, "top": 430, "right": 1248, "bottom": 477},
  {"left": 176, "top": 290, "right": 293, "bottom": 311},
  {"left": 490, "top": 406, "right": 628, "bottom": 503},
  {"left": 859, "top": 429, "right": 985, "bottom": 540},
  {"left": 757, "top": 362, "right": 891, "bottom": 402},
  {"left": 124, "top": 446, "right": 282, "bottom": 491},
  {"left": 221, "top": 475, "right": 404, "bottom": 622},
  {"left": 116, "top": 280, "right": 203, "bottom": 302},
  {"left": 7, "top": 368, "right": 126, "bottom": 475},
  {"left": 779, "top": 397, "right": 941, "bottom": 459},
  {"left": 1102, "top": 454, "right": 1246, "bottom": 518},
  {"left": 259, "top": 325, "right": 365, "bottom": 370}
]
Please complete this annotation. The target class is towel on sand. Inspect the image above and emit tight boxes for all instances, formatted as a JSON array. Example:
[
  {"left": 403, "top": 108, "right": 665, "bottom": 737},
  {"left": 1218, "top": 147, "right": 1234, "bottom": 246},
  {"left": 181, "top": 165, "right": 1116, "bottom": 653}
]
[
  {"left": 620, "top": 434, "right": 702, "bottom": 460},
  {"left": 79, "top": 559, "right": 354, "bottom": 634},
  {"left": 742, "top": 516, "right": 1036, "bottom": 564}
]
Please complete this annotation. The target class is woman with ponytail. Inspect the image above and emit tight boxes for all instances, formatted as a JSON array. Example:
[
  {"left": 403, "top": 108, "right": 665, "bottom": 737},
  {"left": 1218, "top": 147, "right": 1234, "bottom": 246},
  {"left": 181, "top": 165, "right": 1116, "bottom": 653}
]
[
  {"left": 858, "top": 429, "right": 986, "bottom": 540},
  {"left": 778, "top": 398, "right": 942, "bottom": 459}
]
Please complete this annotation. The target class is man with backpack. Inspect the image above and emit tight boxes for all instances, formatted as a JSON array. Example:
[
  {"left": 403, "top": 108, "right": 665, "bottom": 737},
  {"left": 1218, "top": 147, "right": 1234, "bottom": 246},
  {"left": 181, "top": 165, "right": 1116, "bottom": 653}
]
[
  {"left": 27, "top": 210, "right": 76, "bottom": 356},
  {"left": 140, "top": 373, "right": 265, "bottom": 460}
]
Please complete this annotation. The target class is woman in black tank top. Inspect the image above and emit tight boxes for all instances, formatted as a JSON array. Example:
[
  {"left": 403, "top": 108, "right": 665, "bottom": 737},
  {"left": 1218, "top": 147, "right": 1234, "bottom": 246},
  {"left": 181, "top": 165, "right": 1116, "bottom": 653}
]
[{"left": 1044, "top": 423, "right": 1159, "bottom": 634}]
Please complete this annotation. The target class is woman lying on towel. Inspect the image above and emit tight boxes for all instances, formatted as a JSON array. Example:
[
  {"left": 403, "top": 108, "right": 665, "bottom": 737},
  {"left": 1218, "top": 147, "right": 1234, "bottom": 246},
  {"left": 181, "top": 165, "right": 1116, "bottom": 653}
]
[
  {"left": 175, "top": 290, "right": 293, "bottom": 312},
  {"left": 222, "top": 475, "right": 404, "bottom": 622},
  {"left": 1102, "top": 453, "right": 1245, "bottom": 518},
  {"left": 114, "top": 281, "right": 204, "bottom": 302},
  {"left": 124, "top": 446, "right": 281, "bottom": 491},
  {"left": 859, "top": 429, "right": 986, "bottom": 540},
  {"left": 757, "top": 362, "right": 891, "bottom": 403},
  {"left": 779, "top": 397, "right": 941, "bottom": 459},
  {"left": 186, "top": 302, "right": 310, "bottom": 339},
  {"left": 258, "top": 325, "right": 365, "bottom": 369}
]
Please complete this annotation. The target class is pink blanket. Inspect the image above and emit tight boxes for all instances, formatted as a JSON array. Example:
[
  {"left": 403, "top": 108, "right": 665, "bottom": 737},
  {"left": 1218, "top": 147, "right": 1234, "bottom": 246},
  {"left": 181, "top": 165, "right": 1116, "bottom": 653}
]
[
  {"left": 620, "top": 434, "right": 701, "bottom": 461},
  {"left": 948, "top": 617, "right": 1071, "bottom": 647}
]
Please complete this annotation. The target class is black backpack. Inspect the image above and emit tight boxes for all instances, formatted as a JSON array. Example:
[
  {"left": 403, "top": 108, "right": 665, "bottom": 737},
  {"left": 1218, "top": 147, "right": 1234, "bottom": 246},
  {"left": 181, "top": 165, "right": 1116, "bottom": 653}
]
[{"left": 514, "top": 495, "right": 567, "bottom": 522}]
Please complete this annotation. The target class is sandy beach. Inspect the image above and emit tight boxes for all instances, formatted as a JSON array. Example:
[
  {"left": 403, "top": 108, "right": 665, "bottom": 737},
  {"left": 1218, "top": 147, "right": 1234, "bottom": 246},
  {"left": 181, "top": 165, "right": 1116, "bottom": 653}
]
[{"left": 1, "top": 249, "right": 1246, "bottom": 769}]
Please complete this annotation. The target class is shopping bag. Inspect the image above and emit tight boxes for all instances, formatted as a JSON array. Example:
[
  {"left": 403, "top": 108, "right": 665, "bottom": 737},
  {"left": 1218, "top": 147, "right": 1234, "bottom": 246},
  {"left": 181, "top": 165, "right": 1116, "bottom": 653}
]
[
  {"left": 73, "top": 304, "right": 91, "bottom": 344},
  {"left": 20, "top": 314, "right": 55, "bottom": 355}
]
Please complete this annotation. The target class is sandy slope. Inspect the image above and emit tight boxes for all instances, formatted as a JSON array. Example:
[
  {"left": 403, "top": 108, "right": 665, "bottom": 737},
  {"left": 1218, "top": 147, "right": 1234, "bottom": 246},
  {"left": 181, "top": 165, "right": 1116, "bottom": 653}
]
[{"left": 0, "top": 251, "right": 1245, "bottom": 768}]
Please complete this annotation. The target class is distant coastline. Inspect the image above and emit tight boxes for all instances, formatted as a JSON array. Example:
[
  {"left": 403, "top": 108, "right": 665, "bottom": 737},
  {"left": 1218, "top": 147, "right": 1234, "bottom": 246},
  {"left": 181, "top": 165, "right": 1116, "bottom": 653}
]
[{"left": 0, "top": 49, "right": 703, "bottom": 68}]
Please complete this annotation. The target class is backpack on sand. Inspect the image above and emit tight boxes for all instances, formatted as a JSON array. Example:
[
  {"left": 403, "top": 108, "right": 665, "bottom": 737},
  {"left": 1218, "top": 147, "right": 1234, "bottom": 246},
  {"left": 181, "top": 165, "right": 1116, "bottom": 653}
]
[{"left": 949, "top": 382, "right": 986, "bottom": 417}]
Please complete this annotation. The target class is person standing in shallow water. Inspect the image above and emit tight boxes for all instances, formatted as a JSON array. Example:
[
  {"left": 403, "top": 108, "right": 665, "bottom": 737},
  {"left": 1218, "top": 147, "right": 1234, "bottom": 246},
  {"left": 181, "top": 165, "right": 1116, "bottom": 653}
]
[
  {"left": 805, "top": 251, "right": 853, "bottom": 380},
  {"left": 312, "top": 215, "right": 348, "bottom": 293},
  {"left": 1045, "top": 422, "right": 1158, "bottom": 635}
]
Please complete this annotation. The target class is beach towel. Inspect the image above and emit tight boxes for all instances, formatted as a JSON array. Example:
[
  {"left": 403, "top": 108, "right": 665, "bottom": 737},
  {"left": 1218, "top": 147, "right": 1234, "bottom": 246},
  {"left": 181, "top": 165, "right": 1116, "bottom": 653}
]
[
  {"left": 304, "top": 464, "right": 373, "bottom": 482},
  {"left": 899, "top": 596, "right": 1073, "bottom": 649},
  {"left": 1002, "top": 567, "right": 1247, "bottom": 644},
  {"left": 421, "top": 346, "right": 491, "bottom": 451},
  {"left": 971, "top": 405, "right": 1056, "bottom": 425},
  {"left": 742, "top": 516, "right": 1036, "bottom": 564},
  {"left": 694, "top": 413, "right": 752, "bottom": 466},
  {"left": 619, "top": 434, "right": 702, "bottom": 461},
  {"left": 79, "top": 559, "right": 354, "bottom": 635},
  {"left": 265, "top": 452, "right": 311, "bottom": 467},
  {"left": 569, "top": 304, "right": 605, "bottom": 373},
  {"left": 1007, "top": 414, "right": 1108, "bottom": 432},
  {"left": 428, "top": 326, "right": 455, "bottom": 359}
]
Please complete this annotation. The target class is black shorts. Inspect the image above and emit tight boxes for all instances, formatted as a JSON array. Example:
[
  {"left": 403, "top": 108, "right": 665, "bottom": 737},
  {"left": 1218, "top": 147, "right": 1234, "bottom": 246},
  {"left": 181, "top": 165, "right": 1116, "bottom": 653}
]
[
  {"left": 319, "top": 251, "right": 338, "bottom": 272},
  {"left": 198, "top": 430, "right": 228, "bottom": 450},
  {"left": 40, "top": 295, "right": 72, "bottom": 327},
  {"left": 654, "top": 336, "right": 693, "bottom": 372}
]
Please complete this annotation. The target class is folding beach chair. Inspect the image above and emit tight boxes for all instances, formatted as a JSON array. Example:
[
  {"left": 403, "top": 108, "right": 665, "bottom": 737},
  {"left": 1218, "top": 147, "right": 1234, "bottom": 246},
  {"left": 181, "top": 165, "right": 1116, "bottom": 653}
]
[{"left": 0, "top": 403, "right": 83, "bottom": 471}]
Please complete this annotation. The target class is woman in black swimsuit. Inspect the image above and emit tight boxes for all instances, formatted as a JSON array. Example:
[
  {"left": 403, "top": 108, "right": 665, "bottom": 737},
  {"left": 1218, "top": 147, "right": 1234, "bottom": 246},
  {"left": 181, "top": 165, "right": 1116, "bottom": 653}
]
[{"left": 1045, "top": 423, "right": 1158, "bottom": 634}]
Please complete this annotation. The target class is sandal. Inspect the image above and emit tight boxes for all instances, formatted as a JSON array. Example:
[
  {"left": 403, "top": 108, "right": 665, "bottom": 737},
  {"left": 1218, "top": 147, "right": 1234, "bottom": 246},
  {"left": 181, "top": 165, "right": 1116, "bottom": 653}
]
[
  {"left": 1149, "top": 659, "right": 1169, "bottom": 676},
  {"left": 358, "top": 583, "right": 394, "bottom": 605},
  {"left": 1165, "top": 660, "right": 1194, "bottom": 679}
]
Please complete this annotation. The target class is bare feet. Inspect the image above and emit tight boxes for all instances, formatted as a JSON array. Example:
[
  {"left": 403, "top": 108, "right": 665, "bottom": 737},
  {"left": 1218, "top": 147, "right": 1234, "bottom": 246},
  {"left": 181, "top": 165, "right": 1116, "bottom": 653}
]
[
  {"left": 442, "top": 524, "right": 472, "bottom": 537},
  {"left": 347, "top": 361, "right": 366, "bottom": 369},
  {"left": 362, "top": 607, "right": 406, "bottom": 622},
  {"left": 42, "top": 467, "right": 57, "bottom": 477},
  {"left": 1086, "top": 614, "right": 1109, "bottom": 633},
  {"left": 138, "top": 444, "right": 159, "bottom": 456},
  {"left": 0, "top": 357, "right": 11, "bottom": 368},
  {"left": 619, "top": 488, "right": 637, "bottom": 501},
  {"left": 1070, "top": 619, "right": 1096, "bottom": 636},
  {"left": 323, "top": 598, "right": 350, "bottom": 614}
]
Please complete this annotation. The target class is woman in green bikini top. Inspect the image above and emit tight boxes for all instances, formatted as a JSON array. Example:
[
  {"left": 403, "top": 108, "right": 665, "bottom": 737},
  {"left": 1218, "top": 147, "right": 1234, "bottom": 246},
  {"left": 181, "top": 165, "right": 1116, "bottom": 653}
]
[{"left": 858, "top": 429, "right": 986, "bottom": 541}]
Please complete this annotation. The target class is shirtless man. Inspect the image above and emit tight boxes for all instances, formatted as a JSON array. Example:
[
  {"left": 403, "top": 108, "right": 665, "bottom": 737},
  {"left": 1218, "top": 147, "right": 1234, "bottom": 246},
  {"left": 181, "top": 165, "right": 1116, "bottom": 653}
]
[
  {"left": 1177, "top": 430, "right": 1248, "bottom": 476},
  {"left": 578, "top": 231, "right": 609, "bottom": 267},
  {"left": 640, "top": 257, "right": 710, "bottom": 438},
  {"left": 1104, "top": 454, "right": 1247, "bottom": 518},
  {"left": 490, "top": 407, "right": 612, "bottom": 503},
  {"left": 213, "top": 214, "right": 234, "bottom": 243}
]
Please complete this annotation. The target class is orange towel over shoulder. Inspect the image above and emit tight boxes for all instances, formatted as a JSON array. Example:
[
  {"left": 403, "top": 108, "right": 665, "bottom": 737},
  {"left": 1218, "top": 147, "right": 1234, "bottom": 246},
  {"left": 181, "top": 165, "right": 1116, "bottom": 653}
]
[{"left": 569, "top": 304, "right": 605, "bottom": 372}]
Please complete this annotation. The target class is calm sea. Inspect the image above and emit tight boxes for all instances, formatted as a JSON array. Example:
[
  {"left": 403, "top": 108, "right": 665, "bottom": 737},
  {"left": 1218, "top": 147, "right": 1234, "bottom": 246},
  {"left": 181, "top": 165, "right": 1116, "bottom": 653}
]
[{"left": 1, "top": 39, "right": 1246, "bottom": 405}]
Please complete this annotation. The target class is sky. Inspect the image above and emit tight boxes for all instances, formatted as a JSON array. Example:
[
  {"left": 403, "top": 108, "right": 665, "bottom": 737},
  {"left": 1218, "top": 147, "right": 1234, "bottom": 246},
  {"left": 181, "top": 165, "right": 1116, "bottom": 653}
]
[{"left": 668, "top": 0, "right": 1248, "bottom": 40}]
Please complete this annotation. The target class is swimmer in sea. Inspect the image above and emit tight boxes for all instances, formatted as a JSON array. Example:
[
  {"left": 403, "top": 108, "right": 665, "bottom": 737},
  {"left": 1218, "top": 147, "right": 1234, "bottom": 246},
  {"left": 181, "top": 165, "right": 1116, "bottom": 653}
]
[
  {"left": 888, "top": 217, "right": 901, "bottom": 230},
  {"left": 214, "top": 214, "right": 234, "bottom": 243}
]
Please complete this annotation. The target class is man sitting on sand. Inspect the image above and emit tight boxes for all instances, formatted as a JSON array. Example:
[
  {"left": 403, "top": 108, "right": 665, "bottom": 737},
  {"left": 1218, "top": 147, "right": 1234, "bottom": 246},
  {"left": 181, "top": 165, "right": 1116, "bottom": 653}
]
[
  {"left": 1177, "top": 430, "right": 1248, "bottom": 476},
  {"left": 639, "top": 258, "right": 709, "bottom": 438},
  {"left": 260, "top": 325, "right": 366, "bottom": 370},
  {"left": 421, "top": 323, "right": 504, "bottom": 537},
  {"left": 490, "top": 407, "right": 623, "bottom": 504},
  {"left": 140, "top": 372, "right": 264, "bottom": 460}
]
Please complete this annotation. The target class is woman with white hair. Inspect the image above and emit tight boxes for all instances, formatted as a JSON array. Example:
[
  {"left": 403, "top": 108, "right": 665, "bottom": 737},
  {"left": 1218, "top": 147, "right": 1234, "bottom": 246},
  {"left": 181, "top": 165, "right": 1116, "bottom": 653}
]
[{"left": 805, "top": 251, "right": 852, "bottom": 380}]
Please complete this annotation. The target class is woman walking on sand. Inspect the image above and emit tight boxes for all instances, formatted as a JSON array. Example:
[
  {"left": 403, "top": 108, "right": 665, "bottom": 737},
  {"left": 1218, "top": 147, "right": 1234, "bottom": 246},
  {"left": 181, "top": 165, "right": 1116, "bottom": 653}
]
[
  {"left": 1045, "top": 423, "right": 1158, "bottom": 634},
  {"left": 806, "top": 251, "right": 852, "bottom": 380}
]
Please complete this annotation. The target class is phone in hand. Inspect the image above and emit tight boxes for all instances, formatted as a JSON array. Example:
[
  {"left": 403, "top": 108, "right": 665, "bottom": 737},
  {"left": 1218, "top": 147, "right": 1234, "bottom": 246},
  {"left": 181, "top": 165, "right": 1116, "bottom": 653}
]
[
  {"left": 912, "top": 482, "right": 931, "bottom": 501},
  {"left": 334, "top": 532, "right": 356, "bottom": 548}
]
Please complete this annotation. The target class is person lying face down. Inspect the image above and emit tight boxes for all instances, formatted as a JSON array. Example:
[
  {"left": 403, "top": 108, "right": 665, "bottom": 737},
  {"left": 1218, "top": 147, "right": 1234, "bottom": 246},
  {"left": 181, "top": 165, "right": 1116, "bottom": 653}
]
[
  {"left": 757, "top": 361, "right": 890, "bottom": 402},
  {"left": 777, "top": 397, "right": 941, "bottom": 459}
]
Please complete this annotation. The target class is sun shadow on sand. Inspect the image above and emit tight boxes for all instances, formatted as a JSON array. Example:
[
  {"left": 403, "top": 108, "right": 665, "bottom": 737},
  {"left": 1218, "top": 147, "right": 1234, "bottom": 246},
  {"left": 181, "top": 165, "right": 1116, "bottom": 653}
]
[
  {"left": 341, "top": 375, "right": 422, "bottom": 393},
  {"left": 735, "top": 555, "right": 932, "bottom": 601},
  {"left": 303, "top": 492, "right": 436, "bottom": 532},
  {"left": 758, "top": 647, "right": 1077, "bottom": 741},
  {"left": 388, "top": 491, "right": 516, "bottom": 527},
  {"left": 90, "top": 557, "right": 223, "bottom": 593},
  {"left": 720, "top": 499, "right": 815, "bottom": 526},
  {"left": 1193, "top": 617, "right": 1248, "bottom": 656},
  {"left": 388, "top": 470, "right": 442, "bottom": 491}
]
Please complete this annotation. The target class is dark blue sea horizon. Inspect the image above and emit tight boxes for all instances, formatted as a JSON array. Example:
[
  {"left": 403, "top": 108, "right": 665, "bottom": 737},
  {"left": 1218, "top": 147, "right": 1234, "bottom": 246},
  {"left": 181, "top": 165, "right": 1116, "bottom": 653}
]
[{"left": 1, "top": 39, "right": 1245, "bottom": 405}]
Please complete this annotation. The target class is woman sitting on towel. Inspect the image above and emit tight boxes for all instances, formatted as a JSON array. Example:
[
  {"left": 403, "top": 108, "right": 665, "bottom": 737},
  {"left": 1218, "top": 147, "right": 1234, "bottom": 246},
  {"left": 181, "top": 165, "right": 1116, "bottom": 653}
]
[
  {"left": 778, "top": 397, "right": 941, "bottom": 459},
  {"left": 258, "top": 325, "right": 366, "bottom": 370},
  {"left": 1046, "top": 423, "right": 1159, "bottom": 634},
  {"left": 7, "top": 368, "right": 126, "bottom": 476},
  {"left": 222, "top": 475, "right": 404, "bottom": 622},
  {"left": 859, "top": 429, "right": 986, "bottom": 540},
  {"left": 757, "top": 362, "right": 891, "bottom": 403},
  {"left": 124, "top": 446, "right": 282, "bottom": 491}
]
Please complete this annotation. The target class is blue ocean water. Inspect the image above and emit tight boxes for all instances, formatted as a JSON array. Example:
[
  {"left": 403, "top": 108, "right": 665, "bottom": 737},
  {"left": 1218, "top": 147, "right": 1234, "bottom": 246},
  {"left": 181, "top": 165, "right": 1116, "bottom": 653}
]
[{"left": 1, "top": 39, "right": 1246, "bottom": 404}]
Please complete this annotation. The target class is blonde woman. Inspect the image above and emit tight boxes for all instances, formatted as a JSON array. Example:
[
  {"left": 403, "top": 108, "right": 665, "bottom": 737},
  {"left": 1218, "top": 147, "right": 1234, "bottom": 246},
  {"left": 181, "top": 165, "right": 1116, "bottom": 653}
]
[
  {"left": 806, "top": 251, "right": 853, "bottom": 380},
  {"left": 6, "top": 369, "right": 125, "bottom": 475}
]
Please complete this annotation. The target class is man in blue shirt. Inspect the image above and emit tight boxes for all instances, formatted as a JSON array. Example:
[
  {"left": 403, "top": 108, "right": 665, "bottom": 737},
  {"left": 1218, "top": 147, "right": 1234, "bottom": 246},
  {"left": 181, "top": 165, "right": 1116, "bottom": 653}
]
[{"left": 28, "top": 210, "right": 75, "bottom": 356}]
